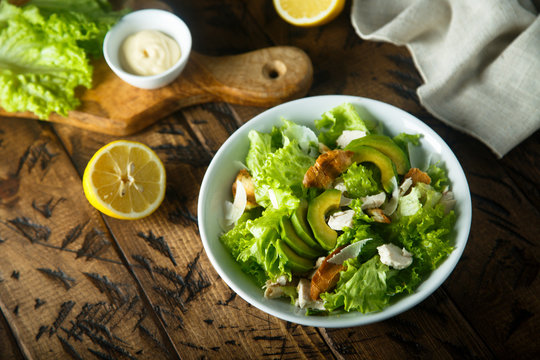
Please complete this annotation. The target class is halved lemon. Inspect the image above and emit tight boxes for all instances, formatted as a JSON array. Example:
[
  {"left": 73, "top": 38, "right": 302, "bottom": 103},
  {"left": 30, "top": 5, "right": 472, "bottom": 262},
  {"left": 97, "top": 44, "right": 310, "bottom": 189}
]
[
  {"left": 273, "top": 0, "right": 346, "bottom": 27},
  {"left": 83, "top": 140, "right": 166, "bottom": 220}
]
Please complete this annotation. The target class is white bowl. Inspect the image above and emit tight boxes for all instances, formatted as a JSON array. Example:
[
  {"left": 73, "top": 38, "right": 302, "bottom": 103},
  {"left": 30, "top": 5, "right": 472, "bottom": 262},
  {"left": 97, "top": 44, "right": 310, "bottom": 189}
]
[
  {"left": 103, "top": 9, "right": 192, "bottom": 89},
  {"left": 198, "top": 95, "right": 472, "bottom": 327}
]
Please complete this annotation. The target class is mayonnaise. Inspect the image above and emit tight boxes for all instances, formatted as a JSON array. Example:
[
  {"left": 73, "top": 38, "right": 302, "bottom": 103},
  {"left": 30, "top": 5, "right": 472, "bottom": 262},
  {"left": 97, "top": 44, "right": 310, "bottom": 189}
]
[{"left": 120, "top": 30, "right": 181, "bottom": 76}]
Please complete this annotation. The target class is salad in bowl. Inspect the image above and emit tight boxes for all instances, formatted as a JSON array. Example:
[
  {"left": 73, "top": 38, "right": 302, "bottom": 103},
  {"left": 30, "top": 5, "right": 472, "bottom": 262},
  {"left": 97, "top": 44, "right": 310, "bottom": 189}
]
[{"left": 198, "top": 96, "right": 471, "bottom": 327}]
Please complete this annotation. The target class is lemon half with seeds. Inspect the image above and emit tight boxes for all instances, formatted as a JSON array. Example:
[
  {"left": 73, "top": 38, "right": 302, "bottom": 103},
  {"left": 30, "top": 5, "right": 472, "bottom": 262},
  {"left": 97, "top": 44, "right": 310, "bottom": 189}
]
[
  {"left": 273, "top": 0, "right": 346, "bottom": 27},
  {"left": 83, "top": 140, "right": 166, "bottom": 220}
]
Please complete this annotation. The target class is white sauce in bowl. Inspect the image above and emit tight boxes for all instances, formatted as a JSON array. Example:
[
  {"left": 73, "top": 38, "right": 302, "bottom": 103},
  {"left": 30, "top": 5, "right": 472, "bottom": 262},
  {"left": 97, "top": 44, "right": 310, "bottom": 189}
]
[{"left": 120, "top": 30, "right": 181, "bottom": 76}]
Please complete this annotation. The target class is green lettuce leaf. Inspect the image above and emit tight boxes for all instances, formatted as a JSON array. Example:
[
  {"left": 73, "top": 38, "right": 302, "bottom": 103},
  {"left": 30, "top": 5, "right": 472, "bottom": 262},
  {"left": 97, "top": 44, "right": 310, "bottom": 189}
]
[
  {"left": 380, "top": 188, "right": 456, "bottom": 275},
  {"left": 0, "top": 0, "right": 126, "bottom": 119},
  {"left": 29, "top": 0, "right": 128, "bottom": 56},
  {"left": 220, "top": 210, "right": 267, "bottom": 286},
  {"left": 279, "top": 118, "right": 319, "bottom": 157},
  {"left": 322, "top": 256, "right": 397, "bottom": 313},
  {"left": 341, "top": 163, "right": 381, "bottom": 198},
  {"left": 427, "top": 162, "right": 450, "bottom": 191},
  {"left": 392, "top": 132, "right": 421, "bottom": 154},
  {"left": 247, "top": 124, "right": 315, "bottom": 210},
  {"left": 221, "top": 207, "right": 293, "bottom": 285},
  {"left": 315, "top": 103, "right": 369, "bottom": 147}
]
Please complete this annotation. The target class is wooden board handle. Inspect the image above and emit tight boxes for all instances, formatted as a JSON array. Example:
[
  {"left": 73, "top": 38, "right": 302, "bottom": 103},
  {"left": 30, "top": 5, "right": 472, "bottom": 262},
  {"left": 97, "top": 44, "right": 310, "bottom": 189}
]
[{"left": 0, "top": 46, "right": 313, "bottom": 135}]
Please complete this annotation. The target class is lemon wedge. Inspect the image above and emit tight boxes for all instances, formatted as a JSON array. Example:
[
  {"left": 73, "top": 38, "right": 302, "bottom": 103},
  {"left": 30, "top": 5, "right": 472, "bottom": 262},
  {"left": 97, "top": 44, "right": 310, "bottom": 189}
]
[
  {"left": 273, "top": 0, "right": 346, "bottom": 27},
  {"left": 83, "top": 140, "right": 166, "bottom": 220}
]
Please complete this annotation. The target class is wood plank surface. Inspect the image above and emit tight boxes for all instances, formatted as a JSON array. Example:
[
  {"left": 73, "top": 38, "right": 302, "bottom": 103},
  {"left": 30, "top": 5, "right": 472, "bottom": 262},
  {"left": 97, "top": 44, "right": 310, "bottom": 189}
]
[{"left": 1, "top": 0, "right": 539, "bottom": 359}]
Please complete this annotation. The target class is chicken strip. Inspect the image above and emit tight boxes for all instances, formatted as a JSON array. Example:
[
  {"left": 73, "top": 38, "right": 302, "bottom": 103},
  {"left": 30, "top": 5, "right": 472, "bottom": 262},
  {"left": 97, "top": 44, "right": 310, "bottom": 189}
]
[
  {"left": 311, "top": 246, "right": 345, "bottom": 300},
  {"left": 404, "top": 167, "right": 431, "bottom": 186},
  {"left": 303, "top": 149, "right": 355, "bottom": 189}
]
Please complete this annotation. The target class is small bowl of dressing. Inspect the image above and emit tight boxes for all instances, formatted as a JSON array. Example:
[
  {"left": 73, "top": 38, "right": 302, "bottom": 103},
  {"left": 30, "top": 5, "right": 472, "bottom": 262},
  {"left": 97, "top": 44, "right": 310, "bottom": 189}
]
[{"left": 104, "top": 9, "right": 192, "bottom": 89}]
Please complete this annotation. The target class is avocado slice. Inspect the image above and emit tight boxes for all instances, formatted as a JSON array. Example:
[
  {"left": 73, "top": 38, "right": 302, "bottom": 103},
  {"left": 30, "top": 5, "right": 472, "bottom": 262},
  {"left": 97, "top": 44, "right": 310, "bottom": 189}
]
[
  {"left": 276, "top": 239, "right": 314, "bottom": 273},
  {"left": 291, "top": 200, "right": 323, "bottom": 251},
  {"left": 345, "top": 134, "right": 410, "bottom": 174},
  {"left": 307, "top": 189, "right": 342, "bottom": 250},
  {"left": 280, "top": 217, "right": 322, "bottom": 259},
  {"left": 349, "top": 145, "right": 397, "bottom": 193}
]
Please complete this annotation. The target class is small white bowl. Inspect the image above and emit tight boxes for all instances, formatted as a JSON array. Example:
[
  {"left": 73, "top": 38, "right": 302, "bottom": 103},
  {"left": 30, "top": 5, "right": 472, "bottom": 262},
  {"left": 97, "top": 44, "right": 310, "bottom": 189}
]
[
  {"left": 198, "top": 95, "right": 472, "bottom": 328},
  {"left": 103, "top": 9, "right": 192, "bottom": 89}
]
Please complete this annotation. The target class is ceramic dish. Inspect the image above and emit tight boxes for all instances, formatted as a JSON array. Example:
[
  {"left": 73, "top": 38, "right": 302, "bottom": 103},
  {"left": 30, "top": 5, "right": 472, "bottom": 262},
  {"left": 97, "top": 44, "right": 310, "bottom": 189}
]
[
  {"left": 103, "top": 9, "right": 192, "bottom": 89},
  {"left": 197, "top": 95, "right": 472, "bottom": 327}
]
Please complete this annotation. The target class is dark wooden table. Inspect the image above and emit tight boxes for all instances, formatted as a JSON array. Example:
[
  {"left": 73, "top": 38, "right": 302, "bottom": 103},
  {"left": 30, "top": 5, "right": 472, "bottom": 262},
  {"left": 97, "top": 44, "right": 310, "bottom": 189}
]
[{"left": 1, "top": 1, "right": 539, "bottom": 359}]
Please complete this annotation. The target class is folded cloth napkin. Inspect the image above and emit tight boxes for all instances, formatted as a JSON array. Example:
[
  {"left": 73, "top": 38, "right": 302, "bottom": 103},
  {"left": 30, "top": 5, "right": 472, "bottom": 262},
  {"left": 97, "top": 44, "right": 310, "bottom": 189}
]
[{"left": 351, "top": 0, "right": 540, "bottom": 158}]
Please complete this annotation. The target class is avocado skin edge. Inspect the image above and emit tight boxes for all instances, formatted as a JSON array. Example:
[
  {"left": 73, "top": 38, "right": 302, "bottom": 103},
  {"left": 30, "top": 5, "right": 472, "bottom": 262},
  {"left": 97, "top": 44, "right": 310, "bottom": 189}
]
[
  {"left": 346, "top": 134, "right": 410, "bottom": 175},
  {"left": 348, "top": 145, "right": 397, "bottom": 193}
]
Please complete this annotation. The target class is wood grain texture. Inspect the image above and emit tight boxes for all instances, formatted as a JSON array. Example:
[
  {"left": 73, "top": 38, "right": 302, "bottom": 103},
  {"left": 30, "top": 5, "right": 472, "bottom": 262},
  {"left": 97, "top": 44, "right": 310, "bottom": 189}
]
[
  {"left": 0, "top": 119, "right": 176, "bottom": 359},
  {"left": 0, "top": 46, "right": 312, "bottom": 136}
]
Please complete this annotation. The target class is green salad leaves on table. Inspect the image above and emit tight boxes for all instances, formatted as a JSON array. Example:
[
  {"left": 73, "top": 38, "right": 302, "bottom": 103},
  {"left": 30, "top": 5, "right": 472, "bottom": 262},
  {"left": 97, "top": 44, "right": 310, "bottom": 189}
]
[
  {"left": 0, "top": 0, "right": 127, "bottom": 119},
  {"left": 221, "top": 102, "right": 457, "bottom": 315}
]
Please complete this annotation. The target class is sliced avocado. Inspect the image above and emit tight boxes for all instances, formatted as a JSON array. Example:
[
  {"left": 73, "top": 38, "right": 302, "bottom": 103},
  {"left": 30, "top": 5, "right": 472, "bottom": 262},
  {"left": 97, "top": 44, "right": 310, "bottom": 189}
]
[
  {"left": 346, "top": 134, "right": 410, "bottom": 174},
  {"left": 291, "top": 200, "right": 323, "bottom": 250},
  {"left": 307, "top": 189, "right": 342, "bottom": 250},
  {"left": 276, "top": 239, "right": 314, "bottom": 273},
  {"left": 349, "top": 145, "right": 397, "bottom": 193},
  {"left": 280, "top": 217, "right": 322, "bottom": 259}
]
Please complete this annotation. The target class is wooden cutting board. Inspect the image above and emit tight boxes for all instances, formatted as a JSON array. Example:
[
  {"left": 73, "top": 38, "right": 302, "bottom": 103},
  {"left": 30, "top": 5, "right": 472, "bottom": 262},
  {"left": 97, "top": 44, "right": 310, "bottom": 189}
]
[{"left": 0, "top": 46, "right": 313, "bottom": 135}]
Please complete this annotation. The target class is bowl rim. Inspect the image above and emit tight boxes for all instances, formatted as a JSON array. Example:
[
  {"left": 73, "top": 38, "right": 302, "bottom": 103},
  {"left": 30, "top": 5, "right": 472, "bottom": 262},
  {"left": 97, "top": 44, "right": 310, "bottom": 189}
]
[
  {"left": 103, "top": 8, "right": 192, "bottom": 83},
  {"left": 198, "top": 95, "right": 472, "bottom": 328}
]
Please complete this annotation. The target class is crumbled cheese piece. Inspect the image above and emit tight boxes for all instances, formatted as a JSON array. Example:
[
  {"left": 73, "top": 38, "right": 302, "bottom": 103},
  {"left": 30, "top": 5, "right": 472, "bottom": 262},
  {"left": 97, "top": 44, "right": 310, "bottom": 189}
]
[
  {"left": 377, "top": 243, "right": 413, "bottom": 270},
  {"left": 340, "top": 194, "right": 353, "bottom": 207},
  {"left": 263, "top": 275, "right": 289, "bottom": 299},
  {"left": 383, "top": 177, "right": 400, "bottom": 216},
  {"left": 315, "top": 256, "right": 326, "bottom": 269},
  {"left": 336, "top": 130, "right": 367, "bottom": 148},
  {"left": 440, "top": 190, "right": 456, "bottom": 214},
  {"left": 264, "top": 284, "right": 284, "bottom": 299},
  {"left": 327, "top": 238, "right": 372, "bottom": 265},
  {"left": 399, "top": 177, "right": 413, "bottom": 196},
  {"left": 327, "top": 210, "right": 355, "bottom": 231},
  {"left": 295, "top": 278, "right": 325, "bottom": 310},
  {"left": 360, "top": 192, "right": 386, "bottom": 210},
  {"left": 333, "top": 178, "right": 347, "bottom": 192}
]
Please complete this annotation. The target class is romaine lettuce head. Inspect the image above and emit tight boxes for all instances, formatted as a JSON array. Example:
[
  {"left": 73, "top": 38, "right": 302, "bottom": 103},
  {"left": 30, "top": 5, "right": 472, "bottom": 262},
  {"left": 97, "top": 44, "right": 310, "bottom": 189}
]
[{"left": 315, "top": 103, "right": 369, "bottom": 147}]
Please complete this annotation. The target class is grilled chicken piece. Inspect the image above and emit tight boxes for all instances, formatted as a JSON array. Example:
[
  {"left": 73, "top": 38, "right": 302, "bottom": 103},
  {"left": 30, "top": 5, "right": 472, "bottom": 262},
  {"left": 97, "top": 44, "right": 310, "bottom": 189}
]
[
  {"left": 232, "top": 169, "right": 258, "bottom": 209},
  {"left": 303, "top": 149, "right": 355, "bottom": 189},
  {"left": 404, "top": 168, "right": 431, "bottom": 186},
  {"left": 366, "top": 208, "right": 391, "bottom": 223},
  {"left": 311, "top": 246, "right": 345, "bottom": 300}
]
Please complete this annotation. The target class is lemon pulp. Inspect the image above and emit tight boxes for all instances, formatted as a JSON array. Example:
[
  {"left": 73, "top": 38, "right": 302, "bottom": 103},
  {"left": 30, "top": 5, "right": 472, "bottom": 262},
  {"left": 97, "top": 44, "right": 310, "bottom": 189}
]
[
  {"left": 273, "top": 0, "right": 346, "bottom": 27},
  {"left": 83, "top": 140, "right": 166, "bottom": 220}
]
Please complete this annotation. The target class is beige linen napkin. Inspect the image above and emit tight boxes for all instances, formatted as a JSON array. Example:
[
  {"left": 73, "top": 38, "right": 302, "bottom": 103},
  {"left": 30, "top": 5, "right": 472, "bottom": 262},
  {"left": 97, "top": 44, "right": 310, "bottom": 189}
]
[{"left": 351, "top": 0, "right": 540, "bottom": 157}]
